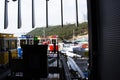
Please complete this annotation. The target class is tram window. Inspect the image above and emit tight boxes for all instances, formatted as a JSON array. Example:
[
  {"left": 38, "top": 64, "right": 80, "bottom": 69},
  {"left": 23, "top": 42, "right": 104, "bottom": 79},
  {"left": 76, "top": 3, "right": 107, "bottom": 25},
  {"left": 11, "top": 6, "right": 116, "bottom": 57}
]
[
  {"left": 3, "top": 40, "right": 17, "bottom": 50},
  {"left": 4, "top": 40, "right": 9, "bottom": 50},
  {"left": 0, "top": 40, "right": 4, "bottom": 51},
  {"left": 0, "top": 0, "right": 89, "bottom": 79},
  {"left": 46, "top": 39, "right": 50, "bottom": 44},
  {"left": 30, "top": 40, "right": 33, "bottom": 45},
  {"left": 27, "top": 40, "right": 29, "bottom": 44},
  {"left": 52, "top": 39, "right": 56, "bottom": 44},
  {"left": 41, "top": 39, "right": 45, "bottom": 43},
  {"left": 10, "top": 40, "right": 17, "bottom": 49},
  {"left": 0, "top": 40, "right": 3, "bottom": 47},
  {"left": 20, "top": 40, "right": 26, "bottom": 46}
]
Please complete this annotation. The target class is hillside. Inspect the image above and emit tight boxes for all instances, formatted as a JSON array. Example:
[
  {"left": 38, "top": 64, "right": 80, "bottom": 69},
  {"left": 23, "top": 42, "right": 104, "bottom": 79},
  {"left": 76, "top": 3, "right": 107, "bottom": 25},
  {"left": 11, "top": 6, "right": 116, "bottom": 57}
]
[{"left": 27, "top": 22, "right": 88, "bottom": 40}]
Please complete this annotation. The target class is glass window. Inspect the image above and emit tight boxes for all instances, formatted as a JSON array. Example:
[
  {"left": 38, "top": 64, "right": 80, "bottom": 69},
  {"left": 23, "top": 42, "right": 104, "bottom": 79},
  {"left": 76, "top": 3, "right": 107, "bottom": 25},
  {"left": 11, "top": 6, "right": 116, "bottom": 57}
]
[{"left": 20, "top": 40, "right": 26, "bottom": 46}]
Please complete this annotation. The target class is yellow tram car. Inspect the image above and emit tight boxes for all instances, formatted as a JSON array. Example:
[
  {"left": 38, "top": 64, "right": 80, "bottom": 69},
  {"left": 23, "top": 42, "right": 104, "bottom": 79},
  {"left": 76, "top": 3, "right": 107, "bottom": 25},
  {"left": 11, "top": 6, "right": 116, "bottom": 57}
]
[{"left": 0, "top": 33, "right": 18, "bottom": 64}]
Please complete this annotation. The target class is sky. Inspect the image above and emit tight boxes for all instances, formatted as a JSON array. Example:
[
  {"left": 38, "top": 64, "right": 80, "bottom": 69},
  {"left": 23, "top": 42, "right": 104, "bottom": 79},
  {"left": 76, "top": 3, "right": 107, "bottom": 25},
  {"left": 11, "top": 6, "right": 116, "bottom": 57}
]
[{"left": 0, "top": 0, "right": 87, "bottom": 36}]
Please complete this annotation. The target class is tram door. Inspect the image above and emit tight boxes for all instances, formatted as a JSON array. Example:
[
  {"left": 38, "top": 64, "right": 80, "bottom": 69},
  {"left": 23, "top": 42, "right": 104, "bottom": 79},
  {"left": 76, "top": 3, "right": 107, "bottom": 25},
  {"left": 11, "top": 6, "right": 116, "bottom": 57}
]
[{"left": 88, "top": 0, "right": 120, "bottom": 80}]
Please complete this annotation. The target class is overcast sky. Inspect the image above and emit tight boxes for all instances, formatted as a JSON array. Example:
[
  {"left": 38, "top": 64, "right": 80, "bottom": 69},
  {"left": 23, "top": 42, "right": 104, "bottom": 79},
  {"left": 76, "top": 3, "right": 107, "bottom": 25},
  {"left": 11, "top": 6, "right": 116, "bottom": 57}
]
[{"left": 0, "top": 0, "right": 87, "bottom": 36}]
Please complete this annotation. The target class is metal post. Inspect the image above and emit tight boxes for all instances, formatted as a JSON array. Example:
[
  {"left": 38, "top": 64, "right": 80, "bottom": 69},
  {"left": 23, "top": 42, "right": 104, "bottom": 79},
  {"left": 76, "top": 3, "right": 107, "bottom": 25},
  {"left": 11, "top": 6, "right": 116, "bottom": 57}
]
[
  {"left": 75, "top": 0, "right": 78, "bottom": 27},
  {"left": 46, "top": 0, "right": 49, "bottom": 28},
  {"left": 61, "top": 0, "right": 63, "bottom": 27},
  {"left": 4, "top": 0, "right": 8, "bottom": 29},
  {"left": 32, "top": 0, "right": 35, "bottom": 28},
  {"left": 57, "top": 51, "right": 59, "bottom": 68},
  {"left": 18, "top": 0, "right": 22, "bottom": 29}
]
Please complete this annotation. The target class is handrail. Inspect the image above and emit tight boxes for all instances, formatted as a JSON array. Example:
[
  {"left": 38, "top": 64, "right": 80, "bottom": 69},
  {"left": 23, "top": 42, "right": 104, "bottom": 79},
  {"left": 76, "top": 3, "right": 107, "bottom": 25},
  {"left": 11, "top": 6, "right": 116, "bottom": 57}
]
[
  {"left": 60, "top": 55, "right": 72, "bottom": 80},
  {"left": 67, "top": 57, "right": 85, "bottom": 79}
]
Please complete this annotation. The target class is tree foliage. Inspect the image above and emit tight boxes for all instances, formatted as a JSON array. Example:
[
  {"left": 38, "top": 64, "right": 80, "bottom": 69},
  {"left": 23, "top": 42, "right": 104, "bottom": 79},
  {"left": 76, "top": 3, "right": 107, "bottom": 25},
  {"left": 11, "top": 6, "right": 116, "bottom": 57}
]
[{"left": 27, "top": 22, "right": 88, "bottom": 40}]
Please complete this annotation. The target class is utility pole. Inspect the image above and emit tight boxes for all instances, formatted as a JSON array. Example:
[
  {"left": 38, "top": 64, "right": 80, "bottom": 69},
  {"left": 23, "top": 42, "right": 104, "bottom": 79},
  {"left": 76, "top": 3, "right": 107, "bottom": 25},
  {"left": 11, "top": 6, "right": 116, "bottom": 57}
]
[
  {"left": 73, "top": 29, "right": 75, "bottom": 41},
  {"left": 44, "top": 28, "right": 46, "bottom": 38}
]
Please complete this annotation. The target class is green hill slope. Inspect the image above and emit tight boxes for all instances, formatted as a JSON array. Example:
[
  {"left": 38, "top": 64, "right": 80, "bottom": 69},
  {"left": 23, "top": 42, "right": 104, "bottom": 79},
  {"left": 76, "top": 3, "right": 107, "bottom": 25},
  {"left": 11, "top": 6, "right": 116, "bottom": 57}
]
[{"left": 27, "top": 22, "right": 88, "bottom": 40}]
